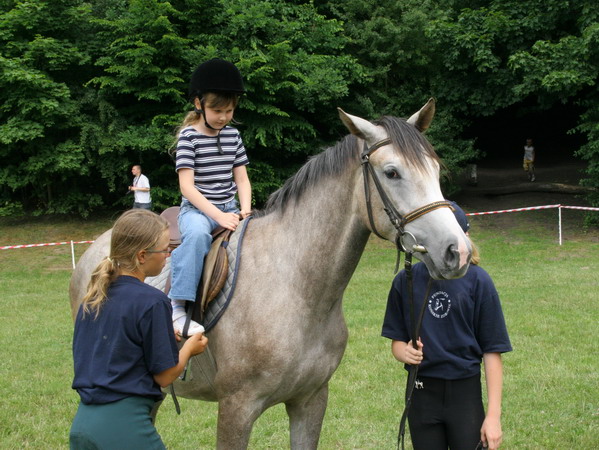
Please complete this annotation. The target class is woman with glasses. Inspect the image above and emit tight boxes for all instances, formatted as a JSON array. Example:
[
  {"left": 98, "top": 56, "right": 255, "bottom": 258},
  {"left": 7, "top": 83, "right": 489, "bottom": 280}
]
[{"left": 70, "top": 209, "right": 208, "bottom": 449}]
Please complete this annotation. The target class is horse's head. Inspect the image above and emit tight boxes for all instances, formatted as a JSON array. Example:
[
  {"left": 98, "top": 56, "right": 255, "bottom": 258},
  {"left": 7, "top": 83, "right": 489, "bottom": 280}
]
[{"left": 338, "top": 99, "right": 471, "bottom": 279}]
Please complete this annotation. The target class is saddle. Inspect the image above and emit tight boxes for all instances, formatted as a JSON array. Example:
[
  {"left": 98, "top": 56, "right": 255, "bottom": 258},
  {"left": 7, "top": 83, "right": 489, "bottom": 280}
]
[{"left": 160, "top": 207, "right": 234, "bottom": 319}]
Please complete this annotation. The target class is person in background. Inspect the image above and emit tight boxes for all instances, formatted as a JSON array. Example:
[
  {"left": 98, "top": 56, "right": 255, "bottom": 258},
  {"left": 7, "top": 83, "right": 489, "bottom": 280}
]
[
  {"left": 70, "top": 209, "right": 207, "bottom": 449},
  {"left": 129, "top": 164, "right": 152, "bottom": 209},
  {"left": 523, "top": 138, "right": 535, "bottom": 182},
  {"left": 168, "top": 58, "right": 252, "bottom": 337},
  {"left": 382, "top": 201, "right": 512, "bottom": 450}
]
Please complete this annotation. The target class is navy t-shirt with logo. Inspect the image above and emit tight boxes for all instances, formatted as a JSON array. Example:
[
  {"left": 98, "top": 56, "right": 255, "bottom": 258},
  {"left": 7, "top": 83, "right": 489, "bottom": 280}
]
[
  {"left": 382, "top": 262, "right": 512, "bottom": 380},
  {"left": 72, "top": 276, "right": 179, "bottom": 404}
]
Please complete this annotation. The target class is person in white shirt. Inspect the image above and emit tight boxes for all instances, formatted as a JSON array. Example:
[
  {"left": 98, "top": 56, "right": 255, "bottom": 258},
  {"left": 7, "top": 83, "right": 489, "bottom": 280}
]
[{"left": 129, "top": 165, "right": 152, "bottom": 210}]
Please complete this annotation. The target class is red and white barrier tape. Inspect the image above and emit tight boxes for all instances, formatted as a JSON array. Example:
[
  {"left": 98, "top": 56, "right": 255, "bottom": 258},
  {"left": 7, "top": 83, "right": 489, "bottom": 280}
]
[
  {"left": 466, "top": 204, "right": 562, "bottom": 216},
  {"left": 560, "top": 205, "right": 599, "bottom": 211},
  {"left": 466, "top": 204, "right": 599, "bottom": 216},
  {"left": 0, "top": 240, "right": 95, "bottom": 250},
  {"left": 1, "top": 204, "right": 597, "bottom": 254}
]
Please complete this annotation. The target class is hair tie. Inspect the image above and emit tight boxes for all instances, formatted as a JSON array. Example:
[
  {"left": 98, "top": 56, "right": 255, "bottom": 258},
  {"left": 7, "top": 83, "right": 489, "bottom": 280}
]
[{"left": 107, "top": 257, "right": 113, "bottom": 263}]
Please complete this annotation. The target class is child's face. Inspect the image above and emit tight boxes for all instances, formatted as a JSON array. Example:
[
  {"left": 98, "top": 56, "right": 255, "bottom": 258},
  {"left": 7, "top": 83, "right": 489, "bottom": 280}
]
[
  {"left": 203, "top": 102, "right": 235, "bottom": 129},
  {"left": 194, "top": 93, "right": 236, "bottom": 132}
]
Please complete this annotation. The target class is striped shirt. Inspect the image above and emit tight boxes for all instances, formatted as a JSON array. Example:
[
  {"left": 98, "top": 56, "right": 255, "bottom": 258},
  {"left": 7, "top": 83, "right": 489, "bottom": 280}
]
[{"left": 175, "top": 125, "right": 249, "bottom": 204}]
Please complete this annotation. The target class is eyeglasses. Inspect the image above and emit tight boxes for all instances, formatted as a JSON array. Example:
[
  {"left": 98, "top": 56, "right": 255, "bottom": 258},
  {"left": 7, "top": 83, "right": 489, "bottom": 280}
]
[{"left": 146, "top": 248, "right": 172, "bottom": 254}]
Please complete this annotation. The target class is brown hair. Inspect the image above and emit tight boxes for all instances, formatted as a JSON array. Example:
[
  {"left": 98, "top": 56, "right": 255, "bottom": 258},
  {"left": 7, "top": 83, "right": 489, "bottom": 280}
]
[{"left": 81, "top": 209, "right": 168, "bottom": 318}]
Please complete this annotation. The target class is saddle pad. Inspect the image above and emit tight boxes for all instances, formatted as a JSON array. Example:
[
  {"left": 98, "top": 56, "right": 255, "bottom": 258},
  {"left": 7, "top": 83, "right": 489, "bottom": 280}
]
[
  {"left": 144, "top": 216, "right": 252, "bottom": 332},
  {"left": 145, "top": 259, "right": 170, "bottom": 293},
  {"left": 201, "top": 216, "right": 252, "bottom": 332}
]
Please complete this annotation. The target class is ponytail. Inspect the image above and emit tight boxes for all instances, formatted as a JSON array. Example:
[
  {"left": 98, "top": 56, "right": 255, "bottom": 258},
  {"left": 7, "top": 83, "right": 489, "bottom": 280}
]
[
  {"left": 169, "top": 110, "right": 201, "bottom": 158},
  {"left": 81, "top": 257, "right": 120, "bottom": 318}
]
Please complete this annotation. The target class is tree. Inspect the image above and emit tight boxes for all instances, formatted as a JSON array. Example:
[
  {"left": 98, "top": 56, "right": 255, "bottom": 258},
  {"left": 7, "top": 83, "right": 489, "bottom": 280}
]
[
  {"left": 1, "top": 0, "right": 598, "bottom": 216},
  {"left": 0, "top": 0, "right": 361, "bottom": 214},
  {"left": 507, "top": 4, "right": 599, "bottom": 209},
  {"left": 0, "top": 0, "right": 99, "bottom": 215}
]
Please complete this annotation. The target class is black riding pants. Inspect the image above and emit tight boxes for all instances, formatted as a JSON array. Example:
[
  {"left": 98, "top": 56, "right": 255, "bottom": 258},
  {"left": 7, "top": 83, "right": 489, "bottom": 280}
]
[{"left": 407, "top": 374, "right": 485, "bottom": 450}]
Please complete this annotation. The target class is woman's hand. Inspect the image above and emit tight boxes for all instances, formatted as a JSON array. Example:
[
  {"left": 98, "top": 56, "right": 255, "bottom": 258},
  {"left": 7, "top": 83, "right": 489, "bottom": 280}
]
[
  {"left": 182, "top": 332, "right": 208, "bottom": 357},
  {"left": 153, "top": 333, "right": 208, "bottom": 387}
]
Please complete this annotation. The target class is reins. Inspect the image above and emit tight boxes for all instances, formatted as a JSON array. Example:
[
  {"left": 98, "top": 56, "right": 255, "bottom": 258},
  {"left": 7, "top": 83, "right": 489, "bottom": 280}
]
[
  {"left": 397, "top": 251, "right": 432, "bottom": 450},
  {"left": 360, "top": 138, "right": 450, "bottom": 449}
]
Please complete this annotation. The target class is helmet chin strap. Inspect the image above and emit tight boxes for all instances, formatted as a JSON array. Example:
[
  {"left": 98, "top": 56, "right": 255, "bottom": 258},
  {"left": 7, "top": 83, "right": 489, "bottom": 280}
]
[{"left": 195, "top": 101, "right": 224, "bottom": 154}]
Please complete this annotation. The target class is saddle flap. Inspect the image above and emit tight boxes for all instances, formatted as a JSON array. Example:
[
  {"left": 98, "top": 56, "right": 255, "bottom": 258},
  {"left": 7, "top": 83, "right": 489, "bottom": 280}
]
[
  {"left": 199, "top": 228, "right": 233, "bottom": 315},
  {"left": 160, "top": 206, "right": 181, "bottom": 248}
]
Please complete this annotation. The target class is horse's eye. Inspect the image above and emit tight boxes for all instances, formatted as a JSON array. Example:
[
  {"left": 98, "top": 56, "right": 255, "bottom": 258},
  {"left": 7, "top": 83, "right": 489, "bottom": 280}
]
[{"left": 384, "top": 168, "right": 400, "bottom": 179}]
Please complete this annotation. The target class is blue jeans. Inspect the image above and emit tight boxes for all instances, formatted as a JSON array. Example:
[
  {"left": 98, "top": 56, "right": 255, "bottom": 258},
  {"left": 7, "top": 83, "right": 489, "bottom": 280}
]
[{"left": 168, "top": 199, "right": 238, "bottom": 302}]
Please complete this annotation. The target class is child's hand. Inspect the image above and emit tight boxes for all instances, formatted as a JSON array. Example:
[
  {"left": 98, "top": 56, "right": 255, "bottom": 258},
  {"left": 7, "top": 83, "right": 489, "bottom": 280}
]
[
  {"left": 183, "top": 333, "right": 208, "bottom": 357},
  {"left": 217, "top": 211, "right": 240, "bottom": 230},
  {"left": 404, "top": 339, "right": 424, "bottom": 365},
  {"left": 480, "top": 415, "right": 503, "bottom": 449},
  {"left": 240, "top": 209, "right": 252, "bottom": 219}
]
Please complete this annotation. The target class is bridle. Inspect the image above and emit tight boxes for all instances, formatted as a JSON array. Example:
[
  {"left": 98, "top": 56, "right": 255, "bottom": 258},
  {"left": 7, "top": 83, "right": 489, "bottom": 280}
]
[
  {"left": 360, "top": 137, "right": 454, "bottom": 450},
  {"left": 360, "top": 138, "right": 452, "bottom": 260}
]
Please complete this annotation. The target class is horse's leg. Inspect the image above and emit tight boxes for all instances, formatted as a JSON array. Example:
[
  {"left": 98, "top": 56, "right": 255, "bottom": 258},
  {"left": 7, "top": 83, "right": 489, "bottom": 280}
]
[
  {"left": 216, "top": 395, "right": 261, "bottom": 450},
  {"left": 286, "top": 383, "right": 329, "bottom": 450}
]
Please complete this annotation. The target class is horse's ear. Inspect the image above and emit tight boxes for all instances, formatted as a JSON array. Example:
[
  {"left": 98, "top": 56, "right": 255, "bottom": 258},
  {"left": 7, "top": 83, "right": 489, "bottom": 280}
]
[
  {"left": 407, "top": 98, "right": 436, "bottom": 132},
  {"left": 337, "top": 107, "right": 381, "bottom": 142}
]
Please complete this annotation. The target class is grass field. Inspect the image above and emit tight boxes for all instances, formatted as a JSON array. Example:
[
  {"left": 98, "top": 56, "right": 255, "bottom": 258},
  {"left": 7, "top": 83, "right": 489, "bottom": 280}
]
[{"left": 0, "top": 212, "right": 597, "bottom": 449}]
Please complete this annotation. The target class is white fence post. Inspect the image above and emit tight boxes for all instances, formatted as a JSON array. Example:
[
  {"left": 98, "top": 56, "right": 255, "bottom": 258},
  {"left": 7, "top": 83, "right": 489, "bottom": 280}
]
[
  {"left": 558, "top": 205, "right": 563, "bottom": 246},
  {"left": 71, "top": 240, "right": 76, "bottom": 269}
]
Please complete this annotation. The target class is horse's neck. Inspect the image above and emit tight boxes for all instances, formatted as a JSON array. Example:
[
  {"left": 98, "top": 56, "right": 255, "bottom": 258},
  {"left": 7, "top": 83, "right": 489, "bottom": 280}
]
[{"left": 255, "top": 177, "right": 370, "bottom": 300}]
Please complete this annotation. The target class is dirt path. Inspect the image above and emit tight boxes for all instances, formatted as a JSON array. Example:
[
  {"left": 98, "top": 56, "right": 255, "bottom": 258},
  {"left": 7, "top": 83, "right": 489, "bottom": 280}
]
[
  {"left": 453, "top": 156, "right": 589, "bottom": 210},
  {"left": 451, "top": 156, "right": 598, "bottom": 242}
]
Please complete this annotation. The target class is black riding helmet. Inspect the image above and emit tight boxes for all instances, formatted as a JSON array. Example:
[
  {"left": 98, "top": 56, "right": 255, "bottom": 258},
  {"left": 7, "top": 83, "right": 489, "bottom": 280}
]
[
  {"left": 188, "top": 58, "right": 245, "bottom": 153},
  {"left": 188, "top": 58, "right": 245, "bottom": 101}
]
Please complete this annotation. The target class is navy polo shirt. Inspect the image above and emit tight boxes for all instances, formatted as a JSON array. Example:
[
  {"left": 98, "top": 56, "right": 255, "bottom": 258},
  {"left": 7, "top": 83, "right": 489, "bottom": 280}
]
[
  {"left": 72, "top": 276, "right": 179, "bottom": 404},
  {"left": 382, "top": 263, "right": 512, "bottom": 380}
]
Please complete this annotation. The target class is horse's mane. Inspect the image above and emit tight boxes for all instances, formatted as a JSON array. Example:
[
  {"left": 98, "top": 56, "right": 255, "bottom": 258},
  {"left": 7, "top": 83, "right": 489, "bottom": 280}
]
[{"left": 254, "top": 116, "right": 440, "bottom": 217}]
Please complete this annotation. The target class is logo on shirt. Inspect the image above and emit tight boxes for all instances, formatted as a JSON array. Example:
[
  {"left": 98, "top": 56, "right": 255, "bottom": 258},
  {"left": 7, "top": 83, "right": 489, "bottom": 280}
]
[{"left": 428, "top": 290, "right": 451, "bottom": 319}]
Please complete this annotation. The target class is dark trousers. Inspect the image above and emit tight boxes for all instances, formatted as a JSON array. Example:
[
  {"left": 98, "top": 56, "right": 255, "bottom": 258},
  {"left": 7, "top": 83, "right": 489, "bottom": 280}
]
[
  {"left": 70, "top": 396, "right": 165, "bottom": 450},
  {"left": 408, "top": 375, "right": 485, "bottom": 450},
  {"left": 133, "top": 202, "right": 152, "bottom": 210}
]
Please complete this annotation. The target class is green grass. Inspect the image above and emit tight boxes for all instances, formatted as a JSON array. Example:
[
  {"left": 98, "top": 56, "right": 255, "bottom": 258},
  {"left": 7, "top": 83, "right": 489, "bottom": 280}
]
[{"left": 0, "top": 215, "right": 598, "bottom": 449}]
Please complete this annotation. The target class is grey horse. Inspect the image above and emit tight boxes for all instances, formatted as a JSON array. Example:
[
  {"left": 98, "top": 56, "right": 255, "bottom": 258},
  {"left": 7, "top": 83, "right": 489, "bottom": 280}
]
[{"left": 70, "top": 101, "right": 471, "bottom": 449}]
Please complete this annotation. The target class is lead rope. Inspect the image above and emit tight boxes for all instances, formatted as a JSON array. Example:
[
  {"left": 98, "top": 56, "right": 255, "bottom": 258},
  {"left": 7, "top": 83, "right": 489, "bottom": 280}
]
[{"left": 398, "top": 252, "right": 433, "bottom": 450}]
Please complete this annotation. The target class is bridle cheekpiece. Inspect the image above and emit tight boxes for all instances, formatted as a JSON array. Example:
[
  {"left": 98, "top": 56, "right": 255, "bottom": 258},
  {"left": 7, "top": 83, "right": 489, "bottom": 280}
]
[{"left": 360, "top": 138, "right": 452, "bottom": 260}]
